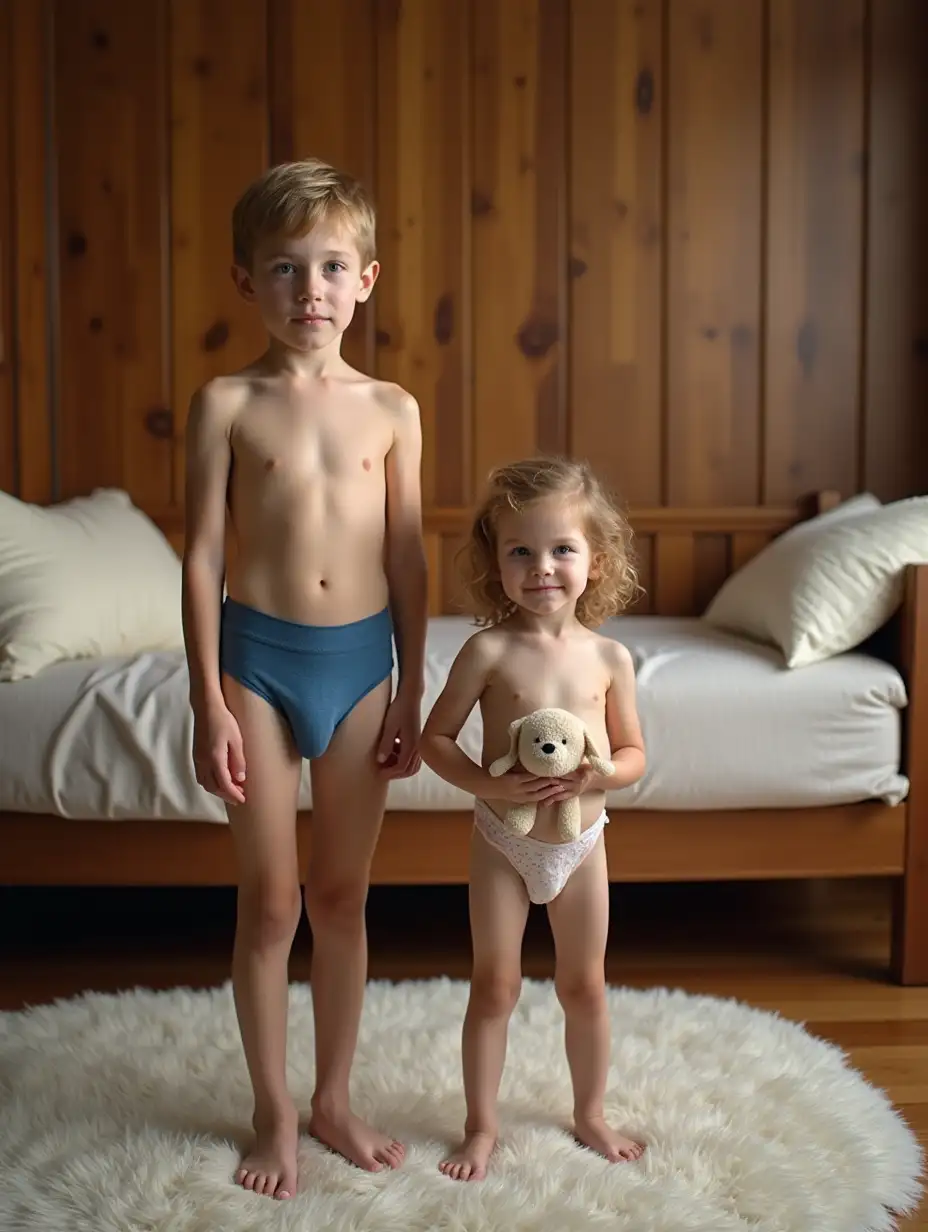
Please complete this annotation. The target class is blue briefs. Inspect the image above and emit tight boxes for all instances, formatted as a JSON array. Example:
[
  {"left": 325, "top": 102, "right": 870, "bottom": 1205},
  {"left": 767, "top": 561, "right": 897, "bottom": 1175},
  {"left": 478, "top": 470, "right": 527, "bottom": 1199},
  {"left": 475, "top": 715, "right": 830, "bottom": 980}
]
[{"left": 219, "top": 598, "right": 394, "bottom": 759}]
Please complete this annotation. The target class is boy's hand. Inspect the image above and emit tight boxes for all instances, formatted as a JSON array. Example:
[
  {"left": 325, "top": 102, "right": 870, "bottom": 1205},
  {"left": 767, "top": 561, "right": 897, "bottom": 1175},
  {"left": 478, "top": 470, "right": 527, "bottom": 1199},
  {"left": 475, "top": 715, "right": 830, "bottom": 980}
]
[
  {"left": 492, "top": 768, "right": 563, "bottom": 805},
  {"left": 546, "top": 764, "right": 600, "bottom": 804},
  {"left": 193, "top": 703, "right": 247, "bottom": 806},
  {"left": 377, "top": 692, "right": 422, "bottom": 778}
]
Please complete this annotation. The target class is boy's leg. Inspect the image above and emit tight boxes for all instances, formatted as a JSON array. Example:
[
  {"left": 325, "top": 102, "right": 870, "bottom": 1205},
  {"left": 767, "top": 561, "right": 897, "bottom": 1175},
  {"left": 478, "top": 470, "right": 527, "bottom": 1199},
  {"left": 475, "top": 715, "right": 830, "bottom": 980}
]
[
  {"left": 546, "top": 836, "right": 644, "bottom": 1163},
  {"left": 222, "top": 676, "right": 304, "bottom": 1199},
  {"left": 440, "top": 825, "right": 529, "bottom": 1182},
  {"left": 304, "top": 676, "right": 404, "bottom": 1172}
]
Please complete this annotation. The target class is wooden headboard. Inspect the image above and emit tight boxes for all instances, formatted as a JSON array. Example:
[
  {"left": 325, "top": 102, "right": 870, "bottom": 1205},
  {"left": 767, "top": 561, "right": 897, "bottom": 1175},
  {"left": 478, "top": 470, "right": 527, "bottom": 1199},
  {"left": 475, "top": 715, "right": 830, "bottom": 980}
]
[{"left": 151, "top": 490, "right": 839, "bottom": 619}]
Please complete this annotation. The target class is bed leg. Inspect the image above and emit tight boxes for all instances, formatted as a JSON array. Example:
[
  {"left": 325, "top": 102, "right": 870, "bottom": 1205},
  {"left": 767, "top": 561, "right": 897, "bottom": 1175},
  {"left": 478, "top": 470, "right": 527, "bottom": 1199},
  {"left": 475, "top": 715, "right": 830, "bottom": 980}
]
[{"left": 891, "top": 564, "right": 928, "bottom": 986}]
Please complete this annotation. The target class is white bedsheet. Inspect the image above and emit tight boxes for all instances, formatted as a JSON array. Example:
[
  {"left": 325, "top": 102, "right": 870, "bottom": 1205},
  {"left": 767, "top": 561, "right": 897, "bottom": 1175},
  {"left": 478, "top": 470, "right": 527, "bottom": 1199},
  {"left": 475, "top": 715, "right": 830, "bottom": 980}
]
[{"left": 0, "top": 616, "right": 909, "bottom": 821}]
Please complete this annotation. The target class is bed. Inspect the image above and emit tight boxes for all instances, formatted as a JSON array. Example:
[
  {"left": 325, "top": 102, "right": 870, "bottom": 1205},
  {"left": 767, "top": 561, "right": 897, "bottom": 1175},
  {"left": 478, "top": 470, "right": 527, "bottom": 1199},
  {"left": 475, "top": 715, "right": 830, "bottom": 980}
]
[{"left": 1, "top": 492, "right": 926, "bottom": 985}]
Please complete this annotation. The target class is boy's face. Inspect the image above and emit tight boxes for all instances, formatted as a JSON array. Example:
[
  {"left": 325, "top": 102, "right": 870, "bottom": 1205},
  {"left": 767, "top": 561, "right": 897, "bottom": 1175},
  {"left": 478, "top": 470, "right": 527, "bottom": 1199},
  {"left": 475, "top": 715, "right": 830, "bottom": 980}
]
[{"left": 232, "top": 220, "right": 379, "bottom": 352}]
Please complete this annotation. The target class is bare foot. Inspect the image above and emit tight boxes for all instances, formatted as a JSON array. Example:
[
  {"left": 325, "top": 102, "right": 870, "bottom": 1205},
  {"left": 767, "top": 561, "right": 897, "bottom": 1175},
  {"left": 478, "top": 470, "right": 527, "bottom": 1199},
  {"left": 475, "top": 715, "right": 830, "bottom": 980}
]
[
  {"left": 235, "top": 1104, "right": 299, "bottom": 1199},
  {"left": 574, "top": 1114, "right": 645, "bottom": 1163},
  {"left": 439, "top": 1130, "right": 497, "bottom": 1182},
  {"left": 308, "top": 1105, "right": 405, "bottom": 1173}
]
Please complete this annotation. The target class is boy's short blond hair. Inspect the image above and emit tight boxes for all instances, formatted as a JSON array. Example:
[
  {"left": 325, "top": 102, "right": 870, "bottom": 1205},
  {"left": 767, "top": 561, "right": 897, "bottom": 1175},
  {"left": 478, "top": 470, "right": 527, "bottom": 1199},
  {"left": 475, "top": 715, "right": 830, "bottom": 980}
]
[
  {"left": 461, "top": 456, "right": 643, "bottom": 628},
  {"left": 231, "top": 158, "right": 377, "bottom": 270}
]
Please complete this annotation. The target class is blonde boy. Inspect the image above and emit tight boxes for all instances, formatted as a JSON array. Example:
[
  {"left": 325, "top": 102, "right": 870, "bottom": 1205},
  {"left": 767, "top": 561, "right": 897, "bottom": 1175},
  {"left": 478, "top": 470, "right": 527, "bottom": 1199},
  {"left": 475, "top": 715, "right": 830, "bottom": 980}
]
[{"left": 182, "top": 159, "right": 427, "bottom": 1201}]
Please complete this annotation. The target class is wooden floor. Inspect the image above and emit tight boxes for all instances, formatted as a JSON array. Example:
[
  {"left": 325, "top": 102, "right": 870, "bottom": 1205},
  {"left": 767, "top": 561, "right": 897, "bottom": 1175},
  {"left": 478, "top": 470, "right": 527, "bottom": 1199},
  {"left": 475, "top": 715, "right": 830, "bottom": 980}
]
[{"left": 2, "top": 876, "right": 926, "bottom": 1227}]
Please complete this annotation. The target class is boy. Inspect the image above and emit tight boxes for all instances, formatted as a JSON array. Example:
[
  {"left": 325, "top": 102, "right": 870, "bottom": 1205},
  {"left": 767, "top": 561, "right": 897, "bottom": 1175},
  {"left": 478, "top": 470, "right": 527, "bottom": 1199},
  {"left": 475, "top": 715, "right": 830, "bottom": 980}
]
[{"left": 181, "top": 159, "right": 428, "bottom": 1202}]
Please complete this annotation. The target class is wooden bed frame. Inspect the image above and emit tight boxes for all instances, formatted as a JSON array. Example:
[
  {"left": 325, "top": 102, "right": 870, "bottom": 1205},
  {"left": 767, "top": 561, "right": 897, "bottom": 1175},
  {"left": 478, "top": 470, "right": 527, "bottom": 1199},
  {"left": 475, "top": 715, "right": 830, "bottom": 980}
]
[{"left": 2, "top": 493, "right": 926, "bottom": 985}]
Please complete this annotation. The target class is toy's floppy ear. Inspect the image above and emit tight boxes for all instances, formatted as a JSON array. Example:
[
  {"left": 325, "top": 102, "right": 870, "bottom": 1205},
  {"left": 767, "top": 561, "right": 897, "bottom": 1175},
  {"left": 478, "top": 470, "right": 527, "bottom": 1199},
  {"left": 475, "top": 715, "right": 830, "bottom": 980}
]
[
  {"left": 489, "top": 716, "right": 525, "bottom": 777},
  {"left": 583, "top": 729, "right": 615, "bottom": 777}
]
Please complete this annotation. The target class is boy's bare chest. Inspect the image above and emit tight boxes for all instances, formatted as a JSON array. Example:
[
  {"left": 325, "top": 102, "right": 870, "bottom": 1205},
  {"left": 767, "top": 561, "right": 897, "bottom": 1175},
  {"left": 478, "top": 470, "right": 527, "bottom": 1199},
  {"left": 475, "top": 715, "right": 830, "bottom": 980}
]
[{"left": 233, "top": 401, "right": 391, "bottom": 482}]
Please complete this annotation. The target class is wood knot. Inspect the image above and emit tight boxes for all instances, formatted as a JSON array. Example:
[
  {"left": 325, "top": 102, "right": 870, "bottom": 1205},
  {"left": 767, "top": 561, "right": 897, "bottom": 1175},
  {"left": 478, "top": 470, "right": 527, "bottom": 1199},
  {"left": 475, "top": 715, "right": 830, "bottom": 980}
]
[
  {"left": 636, "top": 69, "right": 654, "bottom": 116},
  {"left": 433, "top": 293, "right": 453, "bottom": 346},
  {"left": 144, "top": 408, "right": 174, "bottom": 440},
  {"left": 516, "top": 315, "right": 558, "bottom": 360},
  {"left": 67, "top": 233, "right": 87, "bottom": 258},
  {"left": 203, "top": 320, "right": 229, "bottom": 352}
]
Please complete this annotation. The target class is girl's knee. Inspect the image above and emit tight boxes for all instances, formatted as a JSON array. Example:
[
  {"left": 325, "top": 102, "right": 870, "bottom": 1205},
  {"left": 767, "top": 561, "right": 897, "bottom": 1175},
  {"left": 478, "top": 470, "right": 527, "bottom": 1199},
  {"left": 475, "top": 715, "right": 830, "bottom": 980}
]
[
  {"left": 555, "top": 972, "right": 607, "bottom": 1016},
  {"left": 237, "top": 881, "right": 302, "bottom": 948},
  {"left": 470, "top": 971, "right": 521, "bottom": 1019}
]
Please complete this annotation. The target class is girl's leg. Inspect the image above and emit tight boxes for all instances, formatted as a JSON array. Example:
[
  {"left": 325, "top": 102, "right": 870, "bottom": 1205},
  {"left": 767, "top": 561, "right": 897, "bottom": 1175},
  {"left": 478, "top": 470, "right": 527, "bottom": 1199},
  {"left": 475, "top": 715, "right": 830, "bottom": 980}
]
[
  {"left": 222, "top": 676, "right": 304, "bottom": 1199},
  {"left": 546, "top": 835, "right": 645, "bottom": 1163},
  {"left": 440, "top": 826, "right": 530, "bottom": 1181}
]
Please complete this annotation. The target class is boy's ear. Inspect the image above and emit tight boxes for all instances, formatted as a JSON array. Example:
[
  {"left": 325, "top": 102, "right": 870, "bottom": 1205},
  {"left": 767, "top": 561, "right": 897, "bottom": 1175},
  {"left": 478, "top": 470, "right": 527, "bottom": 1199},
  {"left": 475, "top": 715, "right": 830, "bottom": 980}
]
[
  {"left": 231, "top": 264, "right": 257, "bottom": 302},
  {"left": 356, "top": 260, "right": 380, "bottom": 303}
]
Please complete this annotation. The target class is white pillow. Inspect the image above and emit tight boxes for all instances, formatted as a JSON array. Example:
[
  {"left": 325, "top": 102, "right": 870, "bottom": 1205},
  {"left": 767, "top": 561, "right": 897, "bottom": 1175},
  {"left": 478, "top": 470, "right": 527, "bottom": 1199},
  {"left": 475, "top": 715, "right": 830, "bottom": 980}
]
[
  {"left": 0, "top": 488, "right": 184, "bottom": 681},
  {"left": 703, "top": 494, "right": 928, "bottom": 667}
]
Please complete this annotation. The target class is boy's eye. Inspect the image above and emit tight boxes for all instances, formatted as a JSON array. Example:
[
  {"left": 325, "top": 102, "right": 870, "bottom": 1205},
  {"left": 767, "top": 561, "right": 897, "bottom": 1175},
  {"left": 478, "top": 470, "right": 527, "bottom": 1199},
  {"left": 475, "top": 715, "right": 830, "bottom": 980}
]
[
  {"left": 275, "top": 262, "right": 295, "bottom": 276},
  {"left": 324, "top": 261, "right": 346, "bottom": 274}
]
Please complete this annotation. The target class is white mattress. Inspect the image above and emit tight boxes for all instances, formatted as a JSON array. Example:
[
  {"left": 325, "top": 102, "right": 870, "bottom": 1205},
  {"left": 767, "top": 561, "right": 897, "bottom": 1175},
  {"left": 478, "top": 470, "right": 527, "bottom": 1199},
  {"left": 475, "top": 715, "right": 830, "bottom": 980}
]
[{"left": 0, "top": 616, "right": 909, "bottom": 822}]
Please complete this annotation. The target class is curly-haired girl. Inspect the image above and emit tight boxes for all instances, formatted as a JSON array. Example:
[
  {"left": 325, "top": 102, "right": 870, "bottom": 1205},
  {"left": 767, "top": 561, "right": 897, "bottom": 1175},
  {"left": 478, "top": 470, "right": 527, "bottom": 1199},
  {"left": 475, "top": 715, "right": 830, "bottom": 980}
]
[{"left": 421, "top": 455, "right": 647, "bottom": 1181}]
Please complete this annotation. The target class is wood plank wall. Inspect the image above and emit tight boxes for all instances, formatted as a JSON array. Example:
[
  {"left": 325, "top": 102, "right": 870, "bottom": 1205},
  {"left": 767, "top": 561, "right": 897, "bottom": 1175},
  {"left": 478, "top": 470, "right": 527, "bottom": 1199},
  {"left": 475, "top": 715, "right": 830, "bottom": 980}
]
[{"left": 1, "top": 1, "right": 926, "bottom": 585}]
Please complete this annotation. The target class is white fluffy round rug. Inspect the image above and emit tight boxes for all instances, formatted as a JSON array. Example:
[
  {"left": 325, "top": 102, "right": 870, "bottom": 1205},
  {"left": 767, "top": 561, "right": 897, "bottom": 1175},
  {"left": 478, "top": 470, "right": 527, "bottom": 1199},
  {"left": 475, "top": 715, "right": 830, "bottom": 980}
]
[{"left": 0, "top": 978, "right": 922, "bottom": 1231}]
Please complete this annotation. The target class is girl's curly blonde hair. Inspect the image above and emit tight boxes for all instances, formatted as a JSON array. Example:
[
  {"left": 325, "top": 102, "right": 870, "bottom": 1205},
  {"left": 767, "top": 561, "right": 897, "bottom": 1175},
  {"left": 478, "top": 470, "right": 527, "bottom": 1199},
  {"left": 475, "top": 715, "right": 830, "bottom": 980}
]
[{"left": 461, "top": 456, "right": 642, "bottom": 627}]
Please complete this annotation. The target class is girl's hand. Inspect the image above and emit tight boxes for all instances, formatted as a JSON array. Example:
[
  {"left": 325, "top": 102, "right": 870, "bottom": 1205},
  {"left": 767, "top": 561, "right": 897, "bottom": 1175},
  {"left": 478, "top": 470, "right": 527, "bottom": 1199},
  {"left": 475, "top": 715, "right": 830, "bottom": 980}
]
[
  {"left": 546, "top": 764, "right": 600, "bottom": 803},
  {"left": 492, "top": 768, "right": 563, "bottom": 805}
]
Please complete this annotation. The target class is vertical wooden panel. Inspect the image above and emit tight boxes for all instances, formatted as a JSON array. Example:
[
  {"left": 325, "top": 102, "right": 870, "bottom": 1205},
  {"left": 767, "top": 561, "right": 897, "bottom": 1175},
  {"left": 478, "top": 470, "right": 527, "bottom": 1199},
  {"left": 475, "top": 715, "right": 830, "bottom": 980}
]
[
  {"left": 268, "top": 0, "right": 375, "bottom": 377},
  {"left": 570, "top": 0, "right": 663, "bottom": 506},
  {"left": 472, "top": 0, "right": 567, "bottom": 488},
  {"left": 694, "top": 534, "right": 729, "bottom": 614},
  {"left": 55, "top": 0, "right": 171, "bottom": 506},
  {"left": 666, "top": 0, "right": 764, "bottom": 506},
  {"left": 764, "top": 0, "right": 866, "bottom": 504},
  {"left": 171, "top": 0, "right": 268, "bottom": 507},
  {"left": 0, "top": 1, "right": 13, "bottom": 493},
  {"left": 653, "top": 531, "right": 696, "bottom": 615},
  {"left": 11, "top": 0, "right": 51, "bottom": 502},
  {"left": 864, "top": 0, "right": 928, "bottom": 501},
  {"left": 441, "top": 533, "right": 470, "bottom": 615},
  {"left": 376, "top": 0, "right": 472, "bottom": 507}
]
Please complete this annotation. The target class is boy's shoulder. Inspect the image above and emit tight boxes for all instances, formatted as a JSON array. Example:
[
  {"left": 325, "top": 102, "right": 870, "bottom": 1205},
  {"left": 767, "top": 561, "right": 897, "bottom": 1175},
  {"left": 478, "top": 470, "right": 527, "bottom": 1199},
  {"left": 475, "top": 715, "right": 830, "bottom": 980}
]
[
  {"left": 188, "top": 367, "right": 258, "bottom": 432},
  {"left": 366, "top": 377, "right": 420, "bottom": 427}
]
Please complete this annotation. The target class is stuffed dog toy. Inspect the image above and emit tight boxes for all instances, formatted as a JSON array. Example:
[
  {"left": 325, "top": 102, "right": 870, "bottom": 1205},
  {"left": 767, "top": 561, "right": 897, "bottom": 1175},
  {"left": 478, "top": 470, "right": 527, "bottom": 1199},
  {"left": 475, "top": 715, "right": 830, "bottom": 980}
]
[{"left": 488, "top": 707, "right": 614, "bottom": 841}]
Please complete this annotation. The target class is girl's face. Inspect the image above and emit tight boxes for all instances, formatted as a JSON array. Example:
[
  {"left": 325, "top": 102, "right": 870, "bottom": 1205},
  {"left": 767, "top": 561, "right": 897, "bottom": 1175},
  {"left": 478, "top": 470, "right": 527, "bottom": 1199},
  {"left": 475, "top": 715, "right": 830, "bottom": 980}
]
[{"left": 494, "top": 496, "right": 594, "bottom": 618}]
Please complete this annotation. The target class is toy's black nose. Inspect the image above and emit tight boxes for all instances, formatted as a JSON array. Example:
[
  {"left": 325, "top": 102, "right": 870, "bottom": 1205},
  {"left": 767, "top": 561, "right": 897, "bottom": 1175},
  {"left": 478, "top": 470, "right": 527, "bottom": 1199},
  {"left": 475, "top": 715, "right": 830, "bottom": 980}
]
[{"left": 541, "top": 742, "right": 556, "bottom": 755}]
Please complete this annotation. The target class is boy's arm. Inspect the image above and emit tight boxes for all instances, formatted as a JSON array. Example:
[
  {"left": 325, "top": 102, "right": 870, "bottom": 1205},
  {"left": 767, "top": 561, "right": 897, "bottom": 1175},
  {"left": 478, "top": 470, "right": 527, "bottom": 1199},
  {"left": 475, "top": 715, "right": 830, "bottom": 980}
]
[
  {"left": 420, "top": 635, "right": 497, "bottom": 796},
  {"left": 384, "top": 390, "right": 428, "bottom": 701},
  {"left": 181, "top": 383, "right": 232, "bottom": 715}
]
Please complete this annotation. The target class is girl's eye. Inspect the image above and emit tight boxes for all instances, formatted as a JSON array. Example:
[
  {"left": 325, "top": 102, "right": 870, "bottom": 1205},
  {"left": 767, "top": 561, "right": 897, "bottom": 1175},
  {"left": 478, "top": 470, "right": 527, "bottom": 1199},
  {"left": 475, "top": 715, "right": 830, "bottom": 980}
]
[
  {"left": 510, "top": 546, "right": 529, "bottom": 556},
  {"left": 554, "top": 544, "right": 573, "bottom": 555}
]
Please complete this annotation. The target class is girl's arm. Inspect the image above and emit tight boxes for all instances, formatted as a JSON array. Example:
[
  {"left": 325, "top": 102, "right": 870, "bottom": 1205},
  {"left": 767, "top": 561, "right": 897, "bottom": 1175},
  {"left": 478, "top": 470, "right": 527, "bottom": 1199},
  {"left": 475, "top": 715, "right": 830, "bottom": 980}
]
[
  {"left": 420, "top": 634, "right": 499, "bottom": 797},
  {"left": 598, "top": 640, "right": 646, "bottom": 790}
]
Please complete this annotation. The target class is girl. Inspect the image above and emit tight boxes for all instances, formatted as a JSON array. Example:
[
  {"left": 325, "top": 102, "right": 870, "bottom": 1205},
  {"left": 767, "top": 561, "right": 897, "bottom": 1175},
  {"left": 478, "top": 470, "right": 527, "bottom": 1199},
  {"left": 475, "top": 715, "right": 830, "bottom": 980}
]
[{"left": 420, "top": 456, "right": 647, "bottom": 1182}]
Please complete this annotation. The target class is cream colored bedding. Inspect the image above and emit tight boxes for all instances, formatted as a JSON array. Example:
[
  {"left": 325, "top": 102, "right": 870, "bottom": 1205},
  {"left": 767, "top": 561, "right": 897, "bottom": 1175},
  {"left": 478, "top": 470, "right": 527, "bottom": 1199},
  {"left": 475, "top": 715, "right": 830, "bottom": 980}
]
[{"left": 0, "top": 616, "right": 909, "bottom": 822}]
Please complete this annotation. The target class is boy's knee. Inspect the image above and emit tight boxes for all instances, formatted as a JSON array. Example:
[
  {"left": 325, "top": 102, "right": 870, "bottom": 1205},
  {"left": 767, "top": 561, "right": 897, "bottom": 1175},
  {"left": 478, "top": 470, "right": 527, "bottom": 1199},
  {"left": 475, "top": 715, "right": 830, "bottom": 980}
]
[
  {"left": 470, "top": 971, "right": 521, "bottom": 1019},
  {"left": 555, "top": 972, "right": 607, "bottom": 1016},
  {"left": 303, "top": 877, "right": 367, "bottom": 931},
  {"left": 238, "top": 881, "right": 302, "bottom": 948}
]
